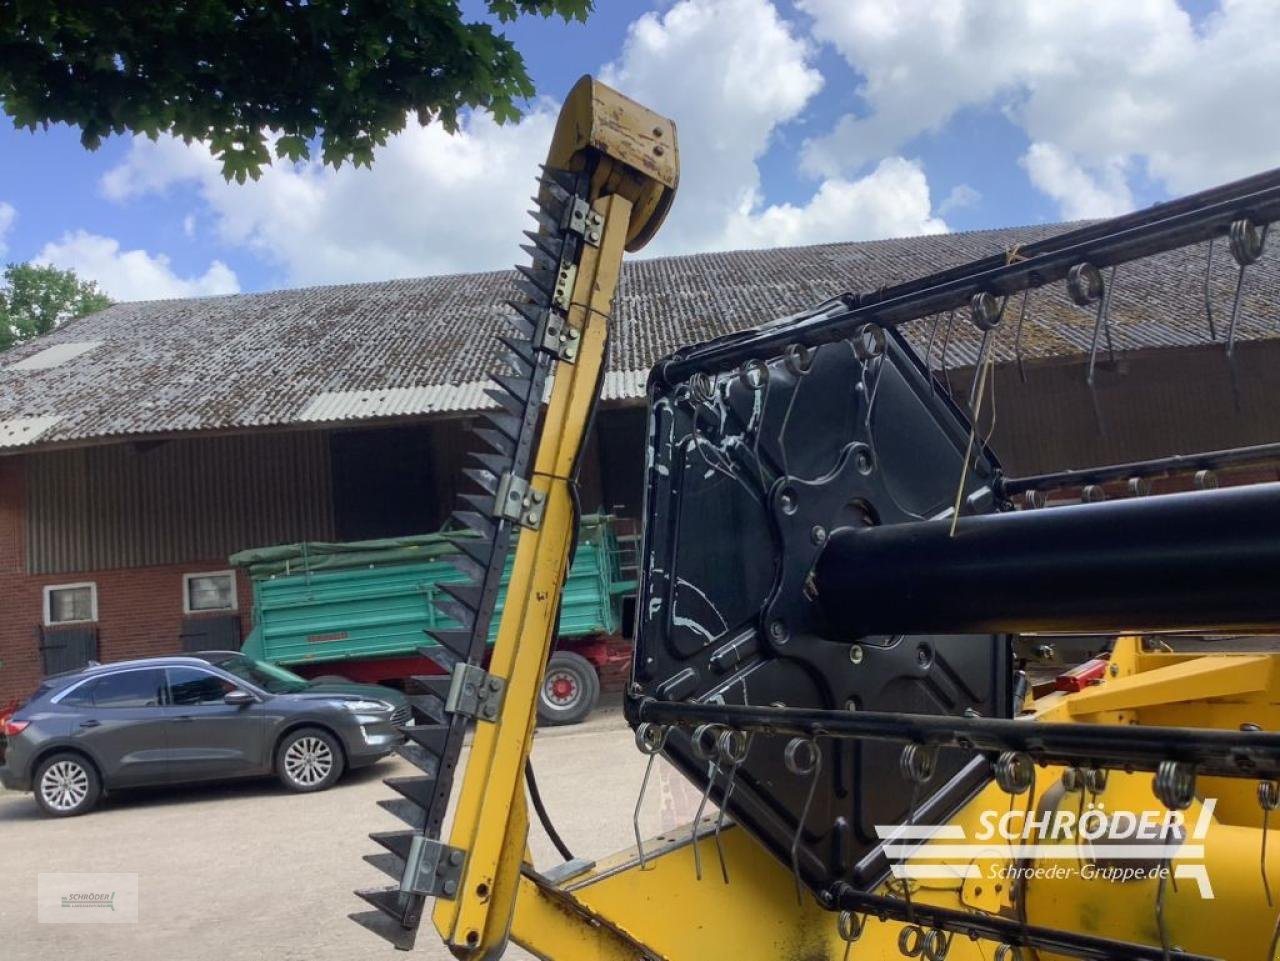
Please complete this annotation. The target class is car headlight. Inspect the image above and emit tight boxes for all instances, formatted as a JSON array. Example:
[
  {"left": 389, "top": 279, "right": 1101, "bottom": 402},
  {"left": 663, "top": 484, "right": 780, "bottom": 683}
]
[{"left": 337, "top": 699, "right": 393, "bottom": 713}]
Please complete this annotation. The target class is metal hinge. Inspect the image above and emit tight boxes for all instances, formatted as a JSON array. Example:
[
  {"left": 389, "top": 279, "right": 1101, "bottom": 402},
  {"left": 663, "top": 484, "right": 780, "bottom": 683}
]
[
  {"left": 539, "top": 314, "right": 581, "bottom": 362},
  {"left": 400, "top": 835, "right": 466, "bottom": 898},
  {"left": 445, "top": 662, "right": 506, "bottom": 722},
  {"left": 494, "top": 471, "right": 546, "bottom": 529},
  {"left": 566, "top": 197, "right": 604, "bottom": 246}
]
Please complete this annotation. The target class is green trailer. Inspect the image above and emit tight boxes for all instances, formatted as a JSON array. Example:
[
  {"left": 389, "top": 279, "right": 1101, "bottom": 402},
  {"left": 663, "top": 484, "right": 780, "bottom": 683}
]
[{"left": 231, "top": 515, "right": 636, "bottom": 724}]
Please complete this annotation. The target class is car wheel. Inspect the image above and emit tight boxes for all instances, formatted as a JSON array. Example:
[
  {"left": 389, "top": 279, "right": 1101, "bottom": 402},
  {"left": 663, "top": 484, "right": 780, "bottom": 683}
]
[
  {"left": 276, "top": 728, "right": 345, "bottom": 793},
  {"left": 537, "top": 651, "right": 600, "bottom": 727},
  {"left": 34, "top": 753, "right": 102, "bottom": 817}
]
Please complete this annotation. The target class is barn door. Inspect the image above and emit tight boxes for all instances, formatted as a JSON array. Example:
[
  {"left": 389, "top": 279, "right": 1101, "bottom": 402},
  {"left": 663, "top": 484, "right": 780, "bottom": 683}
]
[
  {"left": 179, "top": 615, "right": 242, "bottom": 653},
  {"left": 37, "top": 626, "right": 100, "bottom": 675}
]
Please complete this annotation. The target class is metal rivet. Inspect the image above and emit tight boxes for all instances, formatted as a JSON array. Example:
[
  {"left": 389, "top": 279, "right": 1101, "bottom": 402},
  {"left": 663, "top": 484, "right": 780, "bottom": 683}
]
[
  {"left": 449, "top": 850, "right": 464, "bottom": 866},
  {"left": 653, "top": 145, "right": 664, "bottom": 156},
  {"left": 849, "top": 645, "right": 863, "bottom": 665},
  {"left": 810, "top": 525, "right": 827, "bottom": 546}
]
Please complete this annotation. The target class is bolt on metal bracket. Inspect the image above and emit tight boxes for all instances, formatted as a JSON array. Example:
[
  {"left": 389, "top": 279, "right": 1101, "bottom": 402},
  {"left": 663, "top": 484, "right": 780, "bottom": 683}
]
[
  {"left": 445, "top": 662, "right": 507, "bottom": 722},
  {"left": 539, "top": 314, "right": 581, "bottom": 362},
  {"left": 552, "top": 261, "right": 578, "bottom": 312},
  {"left": 400, "top": 834, "right": 467, "bottom": 898},
  {"left": 493, "top": 471, "right": 547, "bottom": 529},
  {"left": 566, "top": 197, "right": 604, "bottom": 246}
]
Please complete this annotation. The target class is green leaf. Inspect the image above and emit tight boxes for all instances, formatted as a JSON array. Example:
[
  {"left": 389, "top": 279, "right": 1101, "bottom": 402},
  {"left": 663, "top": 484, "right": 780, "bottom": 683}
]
[
  {"left": 0, "top": 0, "right": 598, "bottom": 179},
  {"left": 0, "top": 262, "right": 113, "bottom": 350}
]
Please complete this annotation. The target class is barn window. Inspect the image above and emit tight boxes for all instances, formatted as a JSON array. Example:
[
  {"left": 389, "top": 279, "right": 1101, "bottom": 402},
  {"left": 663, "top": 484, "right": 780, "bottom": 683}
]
[
  {"left": 44, "top": 582, "right": 98, "bottom": 625},
  {"left": 184, "top": 571, "right": 238, "bottom": 613}
]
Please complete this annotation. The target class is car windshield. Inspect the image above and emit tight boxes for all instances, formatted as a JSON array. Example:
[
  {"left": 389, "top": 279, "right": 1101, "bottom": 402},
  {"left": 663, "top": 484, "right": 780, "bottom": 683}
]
[{"left": 213, "top": 655, "right": 309, "bottom": 694}]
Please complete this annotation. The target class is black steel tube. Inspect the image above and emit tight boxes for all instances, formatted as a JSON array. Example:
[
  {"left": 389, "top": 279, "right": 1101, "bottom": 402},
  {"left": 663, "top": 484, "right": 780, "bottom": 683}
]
[
  {"left": 815, "top": 482, "right": 1280, "bottom": 637},
  {"left": 659, "top": 167, "right": 1280, "bottom": 383},
  {"left": 829, "top": 886, "right": 1216, "bottom": 961},
  {"left": 633, "top": 698, "right": 1280, "bottom": 779},
  {"left": 998, "top": 441, "right": 1280, "bottom": 495}
]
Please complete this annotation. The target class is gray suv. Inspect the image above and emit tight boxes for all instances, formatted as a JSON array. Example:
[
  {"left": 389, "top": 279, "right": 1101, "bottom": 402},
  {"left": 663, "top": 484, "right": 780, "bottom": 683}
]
[{"left": 0, "top": 652, "right": 409, "bottom": 816}]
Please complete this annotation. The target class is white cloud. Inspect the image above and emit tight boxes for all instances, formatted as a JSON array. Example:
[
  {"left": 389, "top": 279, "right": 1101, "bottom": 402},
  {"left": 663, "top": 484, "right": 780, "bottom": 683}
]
[
  {"left": 601, "top": 0, "right": 831, "bottom": 252},
  {"left": 938, "top": 183, "right": 980, "bottom": 216},
  {"left": 98, "top": 0, "right": 949, "bottom": 285},
  {"left": 37, "top": 231, "right": 240, "bottom": 301},
  {"left": 798, "top": 0, "right": 1280, "bottom": 215},
  {"left": 1021, "top": 144, "right": 1132, "bottom": 220},
  {"left": 0, "top": 201, "right": 15, "bottom": 257},
  {"left": 103, "top": 108, "right": 558, "bottom": 285},
  {"left": 722, "top": 157, "right": 946, "bottom": 248},
  {"left": 182, "top": 214, "right": 197, "bottom": 239}
]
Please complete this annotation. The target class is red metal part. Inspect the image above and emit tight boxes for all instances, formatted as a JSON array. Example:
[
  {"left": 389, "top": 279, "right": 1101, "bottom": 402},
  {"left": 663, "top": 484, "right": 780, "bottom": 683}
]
[
  {"left": 1055, "top": 655, "right": 1111, "bottom": 693},
  {"left": 286, "top": 635, "right": 634, "bottom": 690}
]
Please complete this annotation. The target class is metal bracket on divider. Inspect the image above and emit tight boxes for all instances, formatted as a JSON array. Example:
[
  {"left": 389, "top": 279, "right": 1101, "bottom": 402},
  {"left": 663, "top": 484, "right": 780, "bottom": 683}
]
[
  {"left": 566, "top": 197, "right": 604, "bottom": 246},
  {"left": 539, "top": 314, "right": 581, "bottom": 362},
  {"left": 400, "top": 834, "right": 467, "bottom": 898},
  {"left": 494, "top": 472, "right": 547, "bottom": 529},
  {"left": 445, "top": 662, "right": 507, "bottom": 722},
  {"left": 552, "top": 261, "right": 578, "bottom": 312}
]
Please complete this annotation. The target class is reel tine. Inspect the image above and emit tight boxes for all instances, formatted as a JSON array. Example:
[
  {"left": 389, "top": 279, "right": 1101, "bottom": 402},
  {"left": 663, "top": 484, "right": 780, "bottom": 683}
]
[
  {"left": 713, "top": 730, "right": 750, "bottom": 885},
  {"left": 924, "top": 312, "right": 943, "bottom": 382},
  {"left": 632, "top": 723, "right": 668, "bottom": 870},
  {"left": 1102, "top": 265, "right": 1117, "bottom": 364},
  {"left": 1260, "top": 776, "right": 1279, "bottom": 907},
  {"left": 784, "top": 737, "right": 822, "bottom": 906},
  {"left": 1085, "top": 266, "right": 1115, "bottom": 388},
  {"left": 1226, "top": 219, "right": 1268, "bottom": 357},
  {"left": 939, "top": 311, "right": 956, "bottom": 397},
  {"left": 968, "top": 328, "right": 993, "bottom": 411},
  {"left": 1013, "top": 289, "right": 1030, "bottom": 384},
  {"left": 689, "top": 723, "right": 723, "bottom": 882}
]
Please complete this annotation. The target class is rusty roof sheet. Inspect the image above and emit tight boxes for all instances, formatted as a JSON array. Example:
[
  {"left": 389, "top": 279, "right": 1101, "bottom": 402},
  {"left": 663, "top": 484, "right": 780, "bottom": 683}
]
[{"left": 1, "top": 223, "right": 1276, "bottom": 451}]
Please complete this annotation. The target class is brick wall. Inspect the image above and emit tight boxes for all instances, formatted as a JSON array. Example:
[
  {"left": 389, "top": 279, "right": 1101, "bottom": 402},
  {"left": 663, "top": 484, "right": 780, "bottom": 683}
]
[{"left": 0, "top": 457, "right": 252, "bottom": 707}]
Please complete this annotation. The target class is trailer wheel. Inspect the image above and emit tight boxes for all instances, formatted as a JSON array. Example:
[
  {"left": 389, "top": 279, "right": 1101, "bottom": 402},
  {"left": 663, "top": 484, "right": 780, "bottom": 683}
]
[{"left": 537, "top": 651, "right": 600, "bottom": 726}]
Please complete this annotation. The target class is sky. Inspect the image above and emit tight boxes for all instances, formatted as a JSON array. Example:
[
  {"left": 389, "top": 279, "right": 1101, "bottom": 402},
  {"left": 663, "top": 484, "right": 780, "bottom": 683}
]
[{"left": 1, "top": 0, "right": 1278, "bottom": 302}]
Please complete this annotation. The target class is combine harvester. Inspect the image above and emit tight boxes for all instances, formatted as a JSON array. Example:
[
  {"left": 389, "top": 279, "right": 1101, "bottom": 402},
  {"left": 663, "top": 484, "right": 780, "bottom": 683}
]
[{"left": 351, "top": 75, "right": 1280, "bottom": 961}]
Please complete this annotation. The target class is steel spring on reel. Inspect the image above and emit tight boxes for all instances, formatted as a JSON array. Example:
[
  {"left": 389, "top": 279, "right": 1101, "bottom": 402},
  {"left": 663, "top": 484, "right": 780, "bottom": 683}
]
[
  {"left": 900, "top": 743, "right": 936, "bottom": 786},
  {"left": 994, "top": 752, "right": 1035, "bottom": 795},
  {"left": 1153, "top": 760, "right": 1197, "bottom": 811}
]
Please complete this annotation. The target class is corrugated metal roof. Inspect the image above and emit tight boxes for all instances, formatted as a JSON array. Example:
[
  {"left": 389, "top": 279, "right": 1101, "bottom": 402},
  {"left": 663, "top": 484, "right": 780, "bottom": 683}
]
[
  {"left": 5, "top": 341, "right": 101, "bottom": 371},
  {"left": 1, "top": 223, "right": 1276, "bottom": 451}
]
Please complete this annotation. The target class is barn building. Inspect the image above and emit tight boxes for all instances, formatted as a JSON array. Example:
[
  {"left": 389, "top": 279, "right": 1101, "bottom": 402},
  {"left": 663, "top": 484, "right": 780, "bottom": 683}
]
[{"left": 2, "top": 224, "right": 1278, "bottom": 707}]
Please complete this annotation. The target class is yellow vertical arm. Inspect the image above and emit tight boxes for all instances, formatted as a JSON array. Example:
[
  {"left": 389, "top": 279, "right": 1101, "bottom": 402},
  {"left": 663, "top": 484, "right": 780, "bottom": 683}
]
[{"left": 432, "top": 193, "right": 635, "bottom": 957}]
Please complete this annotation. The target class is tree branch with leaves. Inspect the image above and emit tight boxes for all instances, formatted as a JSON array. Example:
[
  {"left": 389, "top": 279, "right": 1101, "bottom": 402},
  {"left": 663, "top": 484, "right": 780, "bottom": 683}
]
[
  {"left": 0, "top": 263, "right": 113, "bottom": 351},
  {"left": 0, "top": 0, "right": 593, "bottom": 182}
]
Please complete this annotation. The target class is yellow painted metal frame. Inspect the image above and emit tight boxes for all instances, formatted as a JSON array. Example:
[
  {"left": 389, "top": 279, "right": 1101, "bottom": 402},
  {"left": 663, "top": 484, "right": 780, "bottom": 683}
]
[
  {"left": 430, "top": 76, "right": 678, "bottom": 959},
  {"left": 500, "top": 639, "right": 1280, "bottom": 961}
]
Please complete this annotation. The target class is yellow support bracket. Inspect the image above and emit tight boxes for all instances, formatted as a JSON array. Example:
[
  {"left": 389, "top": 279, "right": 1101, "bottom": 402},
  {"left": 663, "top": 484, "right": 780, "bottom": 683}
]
[{"left": 433, "top": 192, "right": 633, "bottom": 957}]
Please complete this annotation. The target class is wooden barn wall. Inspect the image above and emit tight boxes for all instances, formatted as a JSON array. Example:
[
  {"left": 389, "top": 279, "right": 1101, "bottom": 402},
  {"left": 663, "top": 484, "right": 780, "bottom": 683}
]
[
  {"left": 27, "top": 433, "right": 335, "bottom": 574},
  {"left": 952, "top": 338, "right": 1280, "bottom": 477}
]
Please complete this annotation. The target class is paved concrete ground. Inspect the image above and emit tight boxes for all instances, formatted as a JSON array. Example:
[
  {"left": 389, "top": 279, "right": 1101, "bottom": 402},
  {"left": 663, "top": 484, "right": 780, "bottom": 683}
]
[{"left": 0, "top": 698, "right": 704, "bottom": 961}]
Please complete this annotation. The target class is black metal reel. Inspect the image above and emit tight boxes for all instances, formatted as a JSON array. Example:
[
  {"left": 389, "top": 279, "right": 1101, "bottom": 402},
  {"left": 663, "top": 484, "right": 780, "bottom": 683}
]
[
  {"left": 632, "top": 164, "right": 1280, "bottom": 930},
  {"left": 632, "top": 323, "right": 1014, "bottom": 896}
]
